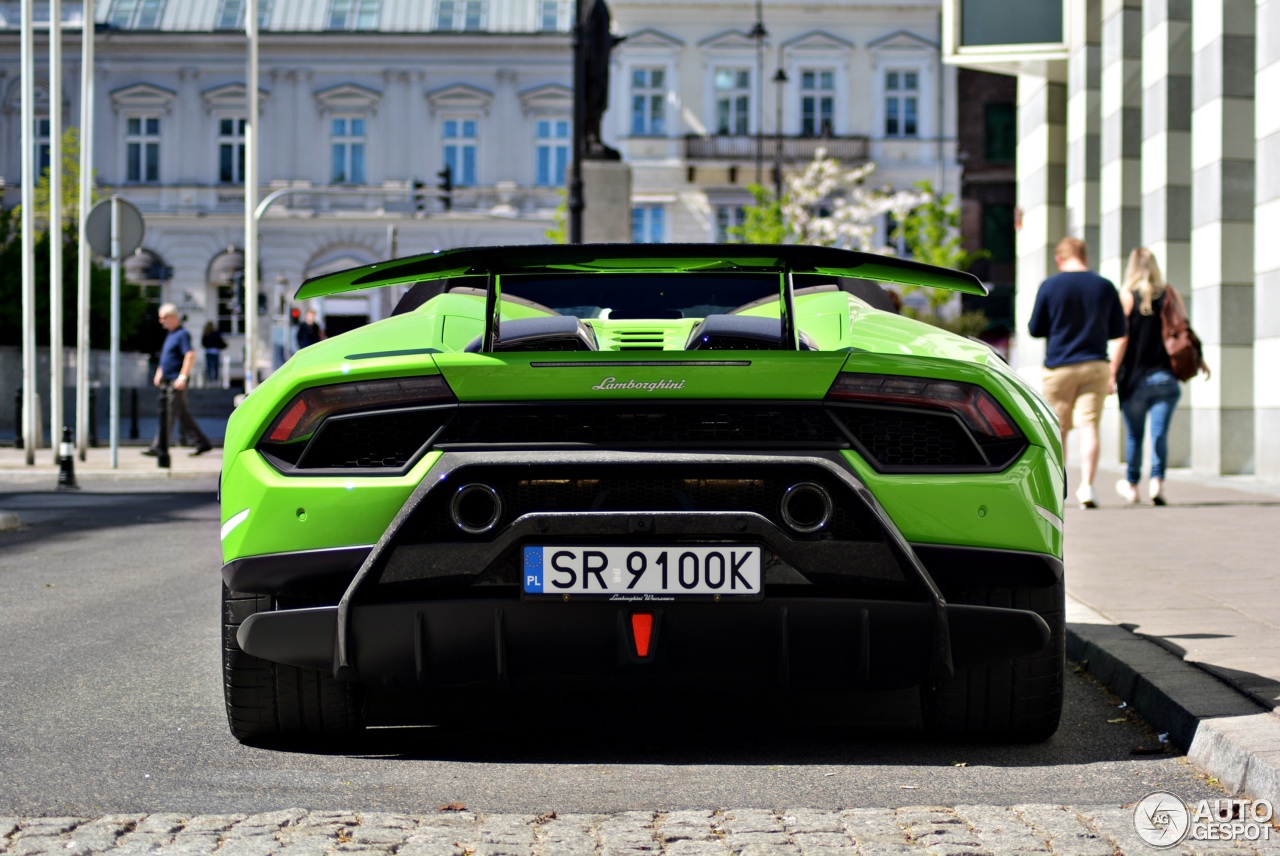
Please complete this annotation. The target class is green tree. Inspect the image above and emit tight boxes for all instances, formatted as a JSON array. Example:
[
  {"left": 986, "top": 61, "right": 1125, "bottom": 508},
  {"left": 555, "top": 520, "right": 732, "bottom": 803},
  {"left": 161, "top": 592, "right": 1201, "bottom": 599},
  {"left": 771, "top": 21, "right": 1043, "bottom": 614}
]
[
  {"left": 890, "top": 180, "right": 990, "bottom": 338},
  {"left": 544, "top": 189, "right": 568, "bottom": 244},
  {"left": 727, "top": 185, "right": 792, "bottom": 244},
  {"left": 0, "top": 130, "right": 150, "bottom": 349}
]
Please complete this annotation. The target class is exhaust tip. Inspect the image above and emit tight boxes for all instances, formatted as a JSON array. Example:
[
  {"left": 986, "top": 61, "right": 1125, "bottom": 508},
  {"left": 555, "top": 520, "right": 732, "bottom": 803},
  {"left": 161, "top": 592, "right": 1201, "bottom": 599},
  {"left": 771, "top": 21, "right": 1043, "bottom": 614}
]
[
  {"left": 451, "top": 483, "right": 503, "bottom": 535},
  {"left": 780, "top": 482, "right": 833, "bottom": 534}
]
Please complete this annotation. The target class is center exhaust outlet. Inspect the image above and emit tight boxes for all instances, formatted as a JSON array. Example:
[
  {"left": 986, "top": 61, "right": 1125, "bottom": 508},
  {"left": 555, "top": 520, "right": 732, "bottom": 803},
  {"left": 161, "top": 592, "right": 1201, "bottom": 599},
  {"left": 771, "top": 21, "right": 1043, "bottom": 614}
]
[
  {"left": 450, "top": 483, "right": 503, "bottom": 534},
  {"left": 780, "top": 482, "right": 833, "bottom": 534}
]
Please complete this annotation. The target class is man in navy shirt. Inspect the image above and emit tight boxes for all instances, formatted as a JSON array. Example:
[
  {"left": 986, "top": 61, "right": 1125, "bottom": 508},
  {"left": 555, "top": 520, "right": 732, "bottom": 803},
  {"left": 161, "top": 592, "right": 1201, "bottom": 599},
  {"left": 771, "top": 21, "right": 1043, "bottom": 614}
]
[
  {"left": 143, "top": 304, "right": 213, "bottom": 457},
  {"left": 1029, "top": 237, "right": 1126, "bottom": 508}
]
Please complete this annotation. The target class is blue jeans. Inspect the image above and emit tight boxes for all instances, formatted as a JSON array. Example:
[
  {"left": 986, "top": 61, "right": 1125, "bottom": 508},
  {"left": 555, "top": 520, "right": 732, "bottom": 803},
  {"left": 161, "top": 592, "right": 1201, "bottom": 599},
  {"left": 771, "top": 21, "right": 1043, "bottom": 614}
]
[{"left": 1120, "top": 369, "right": 1181, "bottom": 483}]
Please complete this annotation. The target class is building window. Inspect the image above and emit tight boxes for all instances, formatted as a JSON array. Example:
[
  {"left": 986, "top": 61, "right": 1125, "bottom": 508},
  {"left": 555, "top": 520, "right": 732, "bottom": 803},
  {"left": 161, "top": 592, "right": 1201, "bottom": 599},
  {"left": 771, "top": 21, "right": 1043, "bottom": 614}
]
[
  {"left": 436, "top": 0, "right": 485, "bottom": 30},
  {"left": 985, "top": 102, "right": 1015, "bottom": 164},
  {"left": 535, "top": 118, "right": 570, "bottom": 187},
  {"left": 885, "top": 69, "right": 919, "bottom": 138},
  {"left": 539, "top": 0, "right": 560, "bottom": 30},
  {"left": 35, "top": 116, "right": 51, "bottom": 177},
  {"left": 215, "top": 0, "right": 271, "bottom": 28},
  {"left": 106, "top": 0, "right": 166, "bottom": 28},
  {"left": 800, "top": 69, "right": 834, "bottom": 138},
  {"left": 630, "top": 68, "right": 667, "bottom": 136},
  {"left": 218, "top": 117, "right": 247, "bottom": 184},
  {"left": 715, "top": 205, "right": 746, "bottom": 242},
  {"left": 632, "top": 205, "right": 665, "bottom": 243},
  {"left": 125, "top": 115, "right": 161, "bottom": 183},
  {"left": 330, "top": 117, "right": 366, "bottom": 184},
  {"left": 443, "top": 118, "right": 478, "bottom": 186},
  {"left": 713, "top": 68, "right": 751, "bottom": 136},
  {"left": 328, "top": 0, "right": 381, "bottom": 30},
  {"left": 982, "top": 203, "right": 1016, "bottom": 263}
]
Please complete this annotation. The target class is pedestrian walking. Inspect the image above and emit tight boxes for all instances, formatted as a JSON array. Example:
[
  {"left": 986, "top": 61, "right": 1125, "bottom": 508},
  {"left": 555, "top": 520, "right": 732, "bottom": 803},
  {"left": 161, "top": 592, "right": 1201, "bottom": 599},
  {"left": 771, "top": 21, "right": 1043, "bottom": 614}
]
[
  {"left": 1109, "top": 248, "right": 1211, "bottom": 506},
  {"left": 1029, "top": 237, "right": 1127, "bottom": 508},
  {"left": 202, "top": 321, "right": 226, "bottom": 385},
  {"left": 143, "top": 304, "right": 213, "bottom": 457},
  {"left": 296, "top": 309, "right": 325, "bottom": 350}
]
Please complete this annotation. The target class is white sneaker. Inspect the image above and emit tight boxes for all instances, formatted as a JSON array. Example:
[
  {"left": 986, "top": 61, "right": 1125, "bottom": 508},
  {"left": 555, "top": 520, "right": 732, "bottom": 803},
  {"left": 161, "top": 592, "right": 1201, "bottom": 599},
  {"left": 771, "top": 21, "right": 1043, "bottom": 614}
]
[
  {"left": 1115, "top": 479, "right": 1139, "bottom": 504},
  {"left": 1150, "top": 477, "right": 1166, "bottom": 506},
  {"left": 1076, "top": 483, "right": 1098, "bottom": 509}
]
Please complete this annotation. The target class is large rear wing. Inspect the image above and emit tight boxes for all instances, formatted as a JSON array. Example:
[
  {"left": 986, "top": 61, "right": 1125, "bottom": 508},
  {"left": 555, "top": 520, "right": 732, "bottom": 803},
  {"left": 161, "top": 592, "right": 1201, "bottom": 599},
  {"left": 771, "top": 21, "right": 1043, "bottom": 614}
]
[{"left": 295, "top": 243, "right": 987, "bottom": 352}]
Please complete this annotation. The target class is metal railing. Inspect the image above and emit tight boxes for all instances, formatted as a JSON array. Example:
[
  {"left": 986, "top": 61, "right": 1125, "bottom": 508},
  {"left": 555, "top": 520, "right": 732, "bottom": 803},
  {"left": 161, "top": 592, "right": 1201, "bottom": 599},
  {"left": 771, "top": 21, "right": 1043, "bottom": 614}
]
[{"left": 683, "top": 134, "right": 870, "bottom": 163}]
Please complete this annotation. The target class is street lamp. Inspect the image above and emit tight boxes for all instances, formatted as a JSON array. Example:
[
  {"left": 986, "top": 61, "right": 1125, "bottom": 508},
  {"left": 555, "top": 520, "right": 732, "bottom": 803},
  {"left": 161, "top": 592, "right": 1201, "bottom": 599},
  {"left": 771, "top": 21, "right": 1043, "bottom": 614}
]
[
  {"left": 750, "top": 0, "right": 767, "bottom": 186},
  {"left": 772, "top": 66, "right": 788, "bottom": 199}
]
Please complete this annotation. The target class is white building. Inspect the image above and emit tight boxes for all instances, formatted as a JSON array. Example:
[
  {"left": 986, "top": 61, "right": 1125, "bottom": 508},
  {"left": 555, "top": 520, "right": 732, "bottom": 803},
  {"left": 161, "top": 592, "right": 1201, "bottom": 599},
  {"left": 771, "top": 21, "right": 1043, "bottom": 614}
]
[
  {"left": 1, "top": 0, "right": 958, "bottom": 386},
  {"left": 942, "top": 0, "right": 1280, "bottom": 482}
]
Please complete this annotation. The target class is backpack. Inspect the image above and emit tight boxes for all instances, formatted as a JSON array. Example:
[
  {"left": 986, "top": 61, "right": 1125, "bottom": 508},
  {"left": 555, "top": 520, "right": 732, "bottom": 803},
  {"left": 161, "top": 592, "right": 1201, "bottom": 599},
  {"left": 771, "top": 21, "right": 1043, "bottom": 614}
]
[{"left": 1160, "top": 287, "right": 1205, "bottom": 382}]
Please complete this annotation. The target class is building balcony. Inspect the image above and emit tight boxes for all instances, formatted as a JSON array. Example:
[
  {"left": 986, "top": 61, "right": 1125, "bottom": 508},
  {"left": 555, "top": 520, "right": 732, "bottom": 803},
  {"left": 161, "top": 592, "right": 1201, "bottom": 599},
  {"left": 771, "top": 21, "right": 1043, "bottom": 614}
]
[{"left": 683, "top": 134, "right": 870, "bottom": 164}]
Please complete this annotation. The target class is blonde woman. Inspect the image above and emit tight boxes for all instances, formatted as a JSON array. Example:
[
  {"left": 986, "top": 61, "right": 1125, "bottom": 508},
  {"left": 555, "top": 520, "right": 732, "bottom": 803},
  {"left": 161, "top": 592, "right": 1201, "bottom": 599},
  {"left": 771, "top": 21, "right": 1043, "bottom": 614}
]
[{"left": 1109, "top": 248, "right": 1208, "bottom": 505}]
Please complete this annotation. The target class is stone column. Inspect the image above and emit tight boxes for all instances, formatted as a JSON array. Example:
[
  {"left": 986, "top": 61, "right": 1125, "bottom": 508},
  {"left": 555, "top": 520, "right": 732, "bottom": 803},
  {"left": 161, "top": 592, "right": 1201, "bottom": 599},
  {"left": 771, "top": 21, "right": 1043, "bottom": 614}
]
[
  {"left": 1257, "top": 0, "right": 1280, "bottom": 480},
  {"left": 1190, "top": 0, "right": 1256, "bottom": 474},
  {"left": 1099, "top": 0, "right": 1142, "bottom": 287},
  {"left": 1142, "top": 0, "right": 1193, "bottom": 466},
  {"left": 1066, "top": 0, "right": 1101, "bottom": 256},
  {"left": 1011, "top": 74, "right": 1068, "bottom": 382}
]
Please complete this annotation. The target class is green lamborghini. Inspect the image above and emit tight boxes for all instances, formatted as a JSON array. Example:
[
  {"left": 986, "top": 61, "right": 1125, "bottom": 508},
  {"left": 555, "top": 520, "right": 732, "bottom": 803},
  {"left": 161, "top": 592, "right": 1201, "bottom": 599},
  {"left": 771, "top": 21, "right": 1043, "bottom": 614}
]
[{"left": 219, "top": 243, "right": 1065, "bottom": 745}]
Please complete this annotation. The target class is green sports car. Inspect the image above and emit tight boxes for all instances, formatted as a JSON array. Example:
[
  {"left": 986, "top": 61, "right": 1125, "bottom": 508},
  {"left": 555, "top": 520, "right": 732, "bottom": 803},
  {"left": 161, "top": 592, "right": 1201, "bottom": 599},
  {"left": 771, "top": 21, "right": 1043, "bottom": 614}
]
[{"left": 219, "top": 243, "right": 1065, "bottom": 745}]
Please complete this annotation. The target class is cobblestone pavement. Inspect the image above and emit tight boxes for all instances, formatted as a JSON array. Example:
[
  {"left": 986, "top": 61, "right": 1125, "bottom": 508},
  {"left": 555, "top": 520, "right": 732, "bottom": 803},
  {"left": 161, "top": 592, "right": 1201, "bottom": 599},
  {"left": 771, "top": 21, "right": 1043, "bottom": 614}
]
[{"left": 2, "top": 805, "right": 1277, "bottom": 856}]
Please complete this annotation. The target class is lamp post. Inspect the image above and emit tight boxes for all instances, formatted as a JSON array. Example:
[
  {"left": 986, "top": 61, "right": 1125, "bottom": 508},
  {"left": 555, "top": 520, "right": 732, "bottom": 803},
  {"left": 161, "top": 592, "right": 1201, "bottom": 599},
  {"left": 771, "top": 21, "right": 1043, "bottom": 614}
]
[
  {"left": 772, "top": 66, "right": 787, "bottom": 199},
  {"left": 750, "top": 0, "right": 767, "bottom": 186}
]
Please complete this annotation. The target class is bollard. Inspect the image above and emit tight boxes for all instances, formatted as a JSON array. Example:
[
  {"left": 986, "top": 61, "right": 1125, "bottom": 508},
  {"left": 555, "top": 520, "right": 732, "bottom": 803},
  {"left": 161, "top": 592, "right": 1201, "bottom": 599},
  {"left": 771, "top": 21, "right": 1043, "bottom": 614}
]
[
  {"left": 156, "top": 384, "right": 171, "bottom": 469},
  {"left": 57, "top": 426, "right": 80, "bottom": 490},
  {"left": 89, "top": 388, "right": 100, "bottom": 448},
  {"left": 129, "top": 387, "right": 139, "bottom": 440},
  {"left": 13, "top": 387, "right": 21, "bottom": 449}
]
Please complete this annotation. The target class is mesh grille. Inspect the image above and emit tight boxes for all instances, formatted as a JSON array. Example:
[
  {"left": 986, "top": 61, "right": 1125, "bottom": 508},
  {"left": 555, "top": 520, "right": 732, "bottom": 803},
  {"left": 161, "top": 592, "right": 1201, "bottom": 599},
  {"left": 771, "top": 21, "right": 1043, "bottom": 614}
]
[
  {"left": 832, "top": 406, "right": 984, "bottom": 468},
  {"left": 401, "top": 463, "right": 872, "bottom": 544},
  {"left": 439, "top": 405, "right": 843, "bottom": 446},
  {"left": 296, "top": 410, "right": 448, "bottom": 469}
]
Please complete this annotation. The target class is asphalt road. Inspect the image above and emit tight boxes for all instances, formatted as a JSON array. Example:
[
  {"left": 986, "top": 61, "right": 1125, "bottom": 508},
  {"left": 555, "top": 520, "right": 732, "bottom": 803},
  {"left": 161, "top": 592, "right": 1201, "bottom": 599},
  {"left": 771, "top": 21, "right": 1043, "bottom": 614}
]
[{"left": 0, "top": 480, "right": 1229, "bottom": 818}]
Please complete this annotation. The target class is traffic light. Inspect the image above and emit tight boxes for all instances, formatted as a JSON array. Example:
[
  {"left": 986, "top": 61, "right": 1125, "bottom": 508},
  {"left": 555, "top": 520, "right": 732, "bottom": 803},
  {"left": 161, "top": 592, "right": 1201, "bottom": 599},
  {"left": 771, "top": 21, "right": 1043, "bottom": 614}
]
[
  {"left": 289, "top": 307, "right": 301, "bottom": 326},
  {"left": 411, "top": 178, "right": 426, "bottom": 213},
  {"left": 437, "top": 164, "right": 453, "bottom": 212}
]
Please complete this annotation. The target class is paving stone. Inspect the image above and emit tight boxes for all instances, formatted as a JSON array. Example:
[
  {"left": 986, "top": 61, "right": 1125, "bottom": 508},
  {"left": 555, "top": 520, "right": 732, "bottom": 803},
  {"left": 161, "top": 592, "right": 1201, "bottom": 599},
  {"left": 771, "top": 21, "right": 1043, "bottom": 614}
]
[
  {"left": 721, "top": 809, "right": 783, "bottom": 834},
  {"left": 1010, "top": 806, "right": 1113, "bottom": 856},
  {"left": 396, "top": 827, "right": 479, "bottom": 856},
  {"left": 953, "top": 806, "right": 1050, "bottom": 854},
  {"left": 840, "top": 808, "right": 917, "bottom": 854},
  {"left": 790, "top": 831, "right": 858, "bottom": 851},
  {"left": 779, "top": 810, "right": 845, "bottom": 835}
]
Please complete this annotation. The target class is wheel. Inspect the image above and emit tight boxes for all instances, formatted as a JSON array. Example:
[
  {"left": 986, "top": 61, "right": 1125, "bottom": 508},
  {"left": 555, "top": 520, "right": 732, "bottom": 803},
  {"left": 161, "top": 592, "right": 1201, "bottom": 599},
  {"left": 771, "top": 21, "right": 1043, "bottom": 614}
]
[
  {"left": 921, "top": 578, "right": 1064, "bottom": 742},
  {"left": 222, "top": 584, "right": 364, "bottom": 745}
]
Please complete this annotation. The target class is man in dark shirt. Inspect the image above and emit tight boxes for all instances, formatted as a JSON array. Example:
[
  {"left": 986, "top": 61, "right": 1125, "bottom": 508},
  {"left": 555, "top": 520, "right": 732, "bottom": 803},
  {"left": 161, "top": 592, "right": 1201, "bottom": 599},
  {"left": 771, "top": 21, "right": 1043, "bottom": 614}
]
[
  {"left": 1029, "top": 237, "right": 1127, "bottom": 508},
  {"left": 143, "top": 304, "right": 213, "bottom": 457},
  {"left": 296, "top": 309, "right": 325, "bottom": 350}
]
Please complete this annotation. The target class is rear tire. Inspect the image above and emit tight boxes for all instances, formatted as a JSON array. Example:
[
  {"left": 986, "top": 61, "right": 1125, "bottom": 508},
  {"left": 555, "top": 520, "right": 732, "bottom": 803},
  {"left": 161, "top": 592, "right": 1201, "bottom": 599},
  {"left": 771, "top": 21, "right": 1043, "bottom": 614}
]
[
  {"left": 921, "top": 579, "right": 1064, "bottom": 742},
  {"left": 222, "top": 584, "right": 364, "bottom": 746}
]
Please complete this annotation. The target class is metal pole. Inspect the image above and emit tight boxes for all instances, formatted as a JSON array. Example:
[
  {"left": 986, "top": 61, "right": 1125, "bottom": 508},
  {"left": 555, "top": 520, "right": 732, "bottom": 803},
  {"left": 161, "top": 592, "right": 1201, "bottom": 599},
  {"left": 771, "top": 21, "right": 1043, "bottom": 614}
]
[
  {"left": 20, "top": 0, "right": 37, "bottom": 463},
  {"left": 773, "top": 67, "right": 787, "bottom": 200},
  {"left": 109, "top": 196, "right": 120, "bottom": 468},
  {"left": 49, "top": 0, "right": 64, "bottom": 464},
  {"left": 243, "top": 7, "right": 260, "bottom": 390},
  {"left": 76, "top": 0, "right": 95, "bottom": 461},
  {"left": 567, "top": 0, "right": 584, "bottom": 244},
  {"left": 752, "top": 1, "right": 766, "bottom": 187}
]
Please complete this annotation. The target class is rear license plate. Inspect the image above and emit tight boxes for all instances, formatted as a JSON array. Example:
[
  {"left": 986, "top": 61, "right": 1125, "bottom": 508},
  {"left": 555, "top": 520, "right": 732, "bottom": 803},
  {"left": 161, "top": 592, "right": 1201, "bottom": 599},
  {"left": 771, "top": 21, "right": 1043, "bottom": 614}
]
[{"left": 522, "top": 545, "right": 762, "bottom": 598}]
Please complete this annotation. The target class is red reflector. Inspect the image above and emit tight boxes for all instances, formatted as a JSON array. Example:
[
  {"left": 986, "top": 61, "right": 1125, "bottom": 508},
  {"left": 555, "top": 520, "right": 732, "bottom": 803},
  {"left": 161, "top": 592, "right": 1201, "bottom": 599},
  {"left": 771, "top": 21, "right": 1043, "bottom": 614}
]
[
  {"left": 631, "top": 613, "right": 654, "bottom": 658},
  {"left": 268, "top": 398, "right": 309, "bottom": 442}
]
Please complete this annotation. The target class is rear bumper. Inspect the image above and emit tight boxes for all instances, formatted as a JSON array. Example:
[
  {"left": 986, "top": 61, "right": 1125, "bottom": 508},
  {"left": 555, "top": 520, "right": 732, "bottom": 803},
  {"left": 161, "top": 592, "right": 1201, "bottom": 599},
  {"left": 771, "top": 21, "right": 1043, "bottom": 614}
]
[
  {"left": 237, "top": 597, "right": 1049, "bottom": 693},
  {"left": 227, "top": 450, "right": 1060, "bottom": 692}
]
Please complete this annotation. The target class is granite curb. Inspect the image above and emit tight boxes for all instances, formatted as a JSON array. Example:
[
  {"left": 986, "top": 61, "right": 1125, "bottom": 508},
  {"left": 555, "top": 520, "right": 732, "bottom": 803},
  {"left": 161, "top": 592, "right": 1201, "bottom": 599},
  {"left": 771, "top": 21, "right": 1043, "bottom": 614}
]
[{"left": 1067, "top": 596, "right": 1280, "bottom": 806}]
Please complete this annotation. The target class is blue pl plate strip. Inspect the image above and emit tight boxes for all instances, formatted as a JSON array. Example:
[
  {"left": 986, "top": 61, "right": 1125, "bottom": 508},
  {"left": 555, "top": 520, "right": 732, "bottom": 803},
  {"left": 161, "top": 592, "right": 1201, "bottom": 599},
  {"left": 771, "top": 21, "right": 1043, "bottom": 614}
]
[{"left": 523, "top": 547, "right": 544, "bottom": 593}]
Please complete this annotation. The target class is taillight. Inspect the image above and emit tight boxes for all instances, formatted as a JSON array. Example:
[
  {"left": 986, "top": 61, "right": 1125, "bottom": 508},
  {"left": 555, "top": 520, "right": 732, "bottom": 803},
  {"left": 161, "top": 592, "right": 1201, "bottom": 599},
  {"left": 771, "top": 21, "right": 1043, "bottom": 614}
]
[
  {"left": 262, "top": 375, "right": 455, "bottom": 445},
  {"left": 826, "top": 373, "right": 1027, "bottom": 472}
]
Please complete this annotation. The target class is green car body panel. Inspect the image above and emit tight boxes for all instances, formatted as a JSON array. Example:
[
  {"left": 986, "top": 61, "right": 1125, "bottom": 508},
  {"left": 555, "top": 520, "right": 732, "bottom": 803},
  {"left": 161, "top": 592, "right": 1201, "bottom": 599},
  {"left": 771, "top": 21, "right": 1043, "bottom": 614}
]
[{"left": 219, "top": 244, "right": 1066, "bottom": 745}]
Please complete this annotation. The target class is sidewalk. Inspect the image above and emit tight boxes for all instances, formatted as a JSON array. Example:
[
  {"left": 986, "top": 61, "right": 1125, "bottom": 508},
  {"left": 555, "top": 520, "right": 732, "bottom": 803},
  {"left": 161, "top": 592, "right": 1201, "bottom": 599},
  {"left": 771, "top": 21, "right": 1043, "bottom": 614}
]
[
  {"left": 1063, "top": 466, "right": 1280, "bottom": 803},
  {"left": 2, "top": 444, "right": 1278, "bottom": 801}
]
